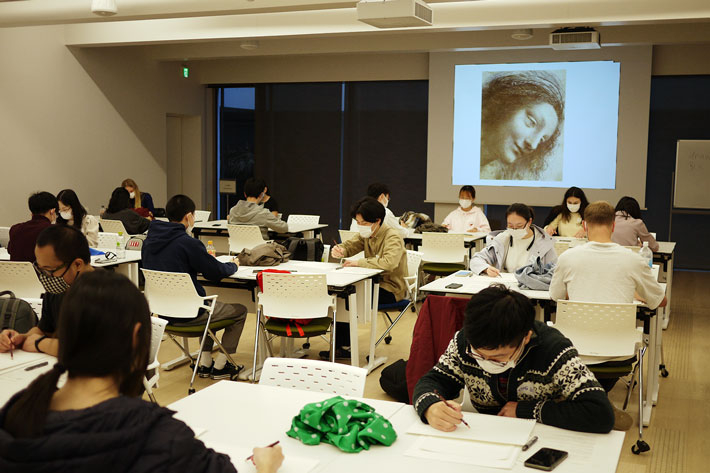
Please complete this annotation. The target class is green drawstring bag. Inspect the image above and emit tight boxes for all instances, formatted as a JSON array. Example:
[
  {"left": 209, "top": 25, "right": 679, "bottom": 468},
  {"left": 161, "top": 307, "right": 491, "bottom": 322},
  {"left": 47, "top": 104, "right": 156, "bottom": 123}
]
[{"left": 286, "top": 396, "right": 397, "bottom": 453}]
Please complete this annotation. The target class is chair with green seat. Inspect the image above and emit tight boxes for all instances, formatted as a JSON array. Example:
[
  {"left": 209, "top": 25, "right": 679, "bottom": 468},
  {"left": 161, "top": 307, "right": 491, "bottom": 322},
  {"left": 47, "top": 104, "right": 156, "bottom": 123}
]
[
  {"left": 420, "top": 232, "right": 468, "bottom": 277},
  {"left": 141, "top": 269, "right": 241, "bottom": 395},
  {"left": 253, "top": 272, "right": 337, "bottom": 380}
]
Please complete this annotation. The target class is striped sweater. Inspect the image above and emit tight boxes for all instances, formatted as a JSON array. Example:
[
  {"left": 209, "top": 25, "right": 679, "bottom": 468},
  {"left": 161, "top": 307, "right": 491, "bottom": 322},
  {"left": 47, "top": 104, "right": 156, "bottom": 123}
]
[{"left": 412, "top": 321, "right": 614, "bottom": 433}]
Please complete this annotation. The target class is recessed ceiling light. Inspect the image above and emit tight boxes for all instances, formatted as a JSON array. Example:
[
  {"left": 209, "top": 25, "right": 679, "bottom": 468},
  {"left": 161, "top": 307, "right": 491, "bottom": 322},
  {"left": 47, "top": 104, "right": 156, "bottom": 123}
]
[
  {"left": 91, "top": 0, "right": 117, "bottom": 16},
  {"left": 511, "top": 29, "right": 533, "bottom": 41},
  {"left": 241, "top": 40, "right": 260, "bottom": 51}
]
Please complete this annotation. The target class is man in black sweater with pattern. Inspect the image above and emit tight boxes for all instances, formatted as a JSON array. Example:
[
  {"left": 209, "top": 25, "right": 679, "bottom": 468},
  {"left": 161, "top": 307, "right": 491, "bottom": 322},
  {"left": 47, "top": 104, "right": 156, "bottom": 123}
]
[{"left": 413, "top": 285, "right": 614, "bottom": 434}]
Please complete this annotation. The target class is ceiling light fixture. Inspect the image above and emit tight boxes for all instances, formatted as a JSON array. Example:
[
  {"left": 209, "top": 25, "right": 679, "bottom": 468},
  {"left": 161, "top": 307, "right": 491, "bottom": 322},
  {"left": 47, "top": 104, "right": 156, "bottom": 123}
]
[
  {"left": 240, "top": 40, "right": 259, "bottom": 51},
  {"left": 511, "top": 29, "right": 533, "bottom": 41},
  {"left": 91, "top": 0, "right": 117, "bottom": 17}
]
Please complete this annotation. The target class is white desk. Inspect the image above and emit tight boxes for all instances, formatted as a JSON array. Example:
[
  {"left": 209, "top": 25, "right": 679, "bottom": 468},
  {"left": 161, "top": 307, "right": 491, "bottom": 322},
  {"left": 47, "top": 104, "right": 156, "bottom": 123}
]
[
  {"left": 217, "top": 258, "right": 385, "bottom": 376},
  {"left": 405, "top": 231, "right": 488, "bottom": 254},
  {"left": 0, "top": 351, "right": 56, "bottom": 406},
  {"left": 0, "top": 248, "right": 9, "bottom": 261},
  {"left": 654, "top": 241, "right": 676, "bottom": 330},
  {"left": 169, "top": 381, "right": 625, "bottom": 473},
  {"left": 91, "top": 249, "right": 142, "bottom": 286},
  {"left": 193, "top": 220, "right": 328, "bottom": 243}
]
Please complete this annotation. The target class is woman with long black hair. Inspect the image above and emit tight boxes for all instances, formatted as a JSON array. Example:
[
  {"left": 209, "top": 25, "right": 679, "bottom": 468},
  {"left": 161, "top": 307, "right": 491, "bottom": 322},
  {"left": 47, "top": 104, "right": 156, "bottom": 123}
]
[{"left": 56, "top": 189, "right": 99, "bottom": 247}]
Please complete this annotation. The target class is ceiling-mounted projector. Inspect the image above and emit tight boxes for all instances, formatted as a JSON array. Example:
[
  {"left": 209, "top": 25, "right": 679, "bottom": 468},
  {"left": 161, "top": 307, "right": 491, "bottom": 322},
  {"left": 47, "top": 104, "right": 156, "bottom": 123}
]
[
  {"left": 91, "top": 0, "right": 118, "bottom": 17},
  {"left": 357, "top": 0, "right": 433, "bottom": 28},
  {"left": 549, "top": 27, "right": 600, "bottom": 50}
]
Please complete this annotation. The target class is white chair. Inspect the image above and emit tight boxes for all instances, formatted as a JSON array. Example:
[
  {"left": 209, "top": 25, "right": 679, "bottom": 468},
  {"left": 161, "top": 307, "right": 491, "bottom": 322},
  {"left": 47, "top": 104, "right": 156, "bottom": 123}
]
[
  {"left": 254, "top": 273, "right": 337, "bottom": 378},
  {"left": 625, "top": 246, "right": 642, "bottom": 254},
  {"left": 553, "top": 240, "right": 570, "bottom": 257},
  {"left": 420, "top": 232, "right": 467, "bottom": 277},
  {"left": 143, "top": 316, "right": 168, "bottom": 403},
  {"left": 0, "top": 227, "right": 9, "bottom": 247},
  {"left": 97, "top": 232, "right": 121, "bottom": 250},
  {"left": 376, "top": 250, "right": 423, "bottom": 347},
  {"left": 552, "top": 300, "right": 648, "bottom": 454},
  {"left": 0, "top": 261, "right": 45, "bottom": 299},
  {"left": 99, "top": 219, "right": 130, "bottom": 243},
  {"left": 287, "top": 214, "right": 320, "bottom": 225},
  {"left": 259, "top": 357, "right": 366, "bottom": 397},
  {"left": 321, "top": 244, "right": 331, "bottom": 263},
  {"left": 194, "top": 210, "right": 211, "bottom": 222},
  {"left": 141, "top": 269, "right": 240, "bottom": 395},
  {"left": 227, "top": 224, "right": 267, "bottom": 254}
]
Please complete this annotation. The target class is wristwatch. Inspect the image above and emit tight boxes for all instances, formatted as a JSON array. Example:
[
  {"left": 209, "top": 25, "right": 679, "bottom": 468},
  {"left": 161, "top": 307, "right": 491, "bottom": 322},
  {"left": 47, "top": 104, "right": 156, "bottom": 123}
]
[{"left": 35, "top": 335, "right": 48, "bottom": 353}]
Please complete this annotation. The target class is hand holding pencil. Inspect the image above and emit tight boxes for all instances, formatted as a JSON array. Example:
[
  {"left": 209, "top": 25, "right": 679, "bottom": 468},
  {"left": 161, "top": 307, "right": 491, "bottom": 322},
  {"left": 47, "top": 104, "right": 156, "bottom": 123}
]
[
  {"left": 423, "top": 390, "right": 470, "bottom": 432},
  {"left": 246, "top": 441, "right": 283, "bottom": 473}
]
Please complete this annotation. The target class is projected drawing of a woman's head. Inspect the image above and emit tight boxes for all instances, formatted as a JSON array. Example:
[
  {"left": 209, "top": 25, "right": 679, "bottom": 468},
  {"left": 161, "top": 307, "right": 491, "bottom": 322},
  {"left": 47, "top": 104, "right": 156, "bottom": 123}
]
[{"left": 480, "top": 71, "right": 565, "bottom": 181}]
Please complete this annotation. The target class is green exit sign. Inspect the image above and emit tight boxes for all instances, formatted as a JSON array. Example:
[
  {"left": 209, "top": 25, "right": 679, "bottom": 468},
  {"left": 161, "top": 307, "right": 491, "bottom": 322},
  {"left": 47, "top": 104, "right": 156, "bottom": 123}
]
[{"left": 182, "top": 66, "right": 189, "bottom": 78}]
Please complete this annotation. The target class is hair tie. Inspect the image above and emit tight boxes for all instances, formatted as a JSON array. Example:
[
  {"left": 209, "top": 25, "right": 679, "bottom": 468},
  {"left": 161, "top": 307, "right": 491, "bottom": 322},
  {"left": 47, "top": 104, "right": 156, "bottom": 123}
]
[{"left": 53, "top": 363, "right": 66, "bottom": 374}]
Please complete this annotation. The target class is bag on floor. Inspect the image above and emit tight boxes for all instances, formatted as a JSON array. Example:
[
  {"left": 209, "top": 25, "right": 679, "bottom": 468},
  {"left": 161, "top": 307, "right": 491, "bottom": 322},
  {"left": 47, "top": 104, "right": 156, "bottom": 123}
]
[
  {"left": 0, "top": 290, "right": 39, "bottom": 334},
  {"left": 284, "top": 237, "right": 324, "bottom": 262},
  {"left": 237, "top": 242, "right": 290, "bottom": 266},
  {"left": 379, "top": 358, "right": 410, "bottom": 403}
]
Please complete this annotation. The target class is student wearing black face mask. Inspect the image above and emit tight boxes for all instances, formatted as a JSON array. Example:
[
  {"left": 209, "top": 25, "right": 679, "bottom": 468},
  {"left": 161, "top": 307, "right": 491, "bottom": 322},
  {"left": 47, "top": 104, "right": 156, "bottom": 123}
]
[{"left": 0, "top": 226, "right": 93, "bottom": 358}]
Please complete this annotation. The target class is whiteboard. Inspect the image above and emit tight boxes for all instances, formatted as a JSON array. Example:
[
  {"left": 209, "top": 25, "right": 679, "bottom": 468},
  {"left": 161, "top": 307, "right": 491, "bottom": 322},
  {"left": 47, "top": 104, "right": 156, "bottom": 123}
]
[{"left": 674, "top": 140, "right": 710, "bottom": 209}]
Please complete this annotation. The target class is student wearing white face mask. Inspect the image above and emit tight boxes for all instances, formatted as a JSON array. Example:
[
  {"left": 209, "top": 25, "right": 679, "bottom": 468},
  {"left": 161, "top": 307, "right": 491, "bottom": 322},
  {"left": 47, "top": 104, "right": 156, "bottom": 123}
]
[
  {"left": 327, "top": 197, "right": 408, "bottom": 359},
  {"left": 442, "top": 185, "right": 491, "bottom": 233},
  {"left": 56, "top": 189, "right": 99, "bottom": 248},
  {"left": 349, "top": 183, "right": 408, "bottom": 238},
  {"left": 544, "top": 186, "right": 589, "bottom": 238},
  {"left": 470, "top": 203, "right": 557, "bottom": 277},
  {"left": 413, "top": 285, "right": 614, "bottom": 434}
]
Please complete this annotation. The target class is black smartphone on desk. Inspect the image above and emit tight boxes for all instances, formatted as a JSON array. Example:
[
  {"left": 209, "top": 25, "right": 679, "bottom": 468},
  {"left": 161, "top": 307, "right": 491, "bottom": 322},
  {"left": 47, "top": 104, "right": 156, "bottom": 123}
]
[
  {"left": 524, "top": 448, "right": 568, "bottom": 471},
  {"left": 445, "top": 283, "right": 463, "bottom": 289}
]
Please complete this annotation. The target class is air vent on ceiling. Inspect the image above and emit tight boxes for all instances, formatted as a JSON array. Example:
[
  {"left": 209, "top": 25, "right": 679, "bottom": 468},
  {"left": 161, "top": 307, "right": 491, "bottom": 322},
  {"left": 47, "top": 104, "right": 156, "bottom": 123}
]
[
  {"left": 549, "top": 27, "right": 601, "bottom": 50},
  {"left": 357, "top": 0, "right": 433, "bottom": 29}
]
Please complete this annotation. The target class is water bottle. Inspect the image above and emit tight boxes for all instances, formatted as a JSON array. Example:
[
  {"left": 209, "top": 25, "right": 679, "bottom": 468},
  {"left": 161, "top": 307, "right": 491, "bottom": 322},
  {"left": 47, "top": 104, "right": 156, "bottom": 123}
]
[
  {"left": 116, "top": 232, "right": 126, "bottom": 259},
  {"left": 207, "top": 240, "right": 216, "bottom": 257},
  {"left": 639, "top": 241, "right": 653, "bottom": 269}
]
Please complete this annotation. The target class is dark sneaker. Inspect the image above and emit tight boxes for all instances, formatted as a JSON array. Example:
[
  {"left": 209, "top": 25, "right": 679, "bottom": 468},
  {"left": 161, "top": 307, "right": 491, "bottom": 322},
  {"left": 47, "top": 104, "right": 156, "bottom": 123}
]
[
  {"left": 197, "top": 361, "right": 214, "bottom": 378},
  {"left": 210, "top": 362, "right": 244, "bottom": 380},
  {"left": 319, "top": 348, "right": 352, "bottom": 360}
]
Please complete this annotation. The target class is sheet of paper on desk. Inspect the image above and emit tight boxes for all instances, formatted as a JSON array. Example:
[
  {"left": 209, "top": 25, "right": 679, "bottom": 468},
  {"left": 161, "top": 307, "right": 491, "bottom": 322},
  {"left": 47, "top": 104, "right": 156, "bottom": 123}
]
[
  {"left": 406, "top": 412, "right": 535, "bottom": 446},
  {"left": 204, "top": 442, "right": 319, "bottom": 473},
  {"left": 406, "top": 436, "right": 519, "bottom": 469},
  {"left": 0, "top": 351, "right": 53, "bottom": 372},
  {"left": 335, "top": 267, "right": 379, "bottom": 275}
]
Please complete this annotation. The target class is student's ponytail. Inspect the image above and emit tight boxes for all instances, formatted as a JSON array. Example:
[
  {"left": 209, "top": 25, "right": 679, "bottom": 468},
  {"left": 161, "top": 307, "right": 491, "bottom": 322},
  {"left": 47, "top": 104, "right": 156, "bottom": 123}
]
[{"left": 2, "top": 363, "right": 66, "bottom": 438}]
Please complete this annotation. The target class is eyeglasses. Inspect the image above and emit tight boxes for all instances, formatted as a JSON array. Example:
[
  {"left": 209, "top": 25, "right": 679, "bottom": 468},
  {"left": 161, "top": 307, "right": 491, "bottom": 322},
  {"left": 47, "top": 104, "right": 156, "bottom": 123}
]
[
  {"left": 466, "top": 340, "right": 524, "bottom": 367},
  {"left": 103, "top": 252, "right": 117, "bottom": 260},
  {"left": 33, "top": 260, "right": 69, "bottom": 278}
]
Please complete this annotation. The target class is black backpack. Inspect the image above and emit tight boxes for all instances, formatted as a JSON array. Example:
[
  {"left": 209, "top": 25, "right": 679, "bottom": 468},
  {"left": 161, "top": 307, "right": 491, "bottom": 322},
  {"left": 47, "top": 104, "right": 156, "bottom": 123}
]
[
  {"left": 0, "top": 291, "right": 39, "bottom": 334},
  {"left": 284, "top": 237, "right": 324, "bottom": 262}
]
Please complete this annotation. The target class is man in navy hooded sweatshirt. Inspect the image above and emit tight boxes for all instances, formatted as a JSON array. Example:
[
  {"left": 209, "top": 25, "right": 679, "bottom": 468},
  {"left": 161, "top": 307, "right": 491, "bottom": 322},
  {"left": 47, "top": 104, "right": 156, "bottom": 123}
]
[{"left": 142, "top": 194, "right": 247, "bottom": 380}]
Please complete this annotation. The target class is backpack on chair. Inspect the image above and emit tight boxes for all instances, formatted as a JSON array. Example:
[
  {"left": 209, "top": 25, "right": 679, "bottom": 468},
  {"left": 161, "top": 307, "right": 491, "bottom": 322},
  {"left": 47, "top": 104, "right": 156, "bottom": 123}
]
[
  {"left": 284, "top": 237, "right": 324, "bottom": 262},
  {"left": 0, "top": 291, "right": 39, "bottom": 334}
]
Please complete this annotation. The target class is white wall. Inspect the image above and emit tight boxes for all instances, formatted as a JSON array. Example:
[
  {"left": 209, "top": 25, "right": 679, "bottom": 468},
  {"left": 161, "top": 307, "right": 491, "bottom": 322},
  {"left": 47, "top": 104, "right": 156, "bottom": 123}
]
[{"left": 0, "top": 25, "right": 205, "bottom": 226}]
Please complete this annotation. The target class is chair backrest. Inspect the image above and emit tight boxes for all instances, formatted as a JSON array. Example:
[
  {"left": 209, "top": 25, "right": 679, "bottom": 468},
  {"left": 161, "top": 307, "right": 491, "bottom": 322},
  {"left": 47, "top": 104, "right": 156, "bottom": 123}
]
[
  {"left": 259, "top": 357, "right": 367, "bottom": 397},
  {"left": 99, "top": 219, "right": 129, "bottom": 242},
  {"left": 194, "top": 210, "right": 211, "bottom": 222},
  {"left": 148, "top": 316, "right": 168, "bottom": 365},
  {"left": 259, "top": 272, "right": 334, "bottom": 320},
  {"left": 141, "top": 269, "right": 206, "bottom": 319},
  {"left": 0, "top": 227, "right": 9, "bottom": 247},
  {"left": 0, "top": 261, "right": 45, "bottom": 299},
  {"left": 97, "top": 232, "right": 121, "bottom": 250},
  {"left": 227, "top": 224, "right": 266, "bottom": 254},
  {"left": 321, "top": 244, "right": 331, "bottom": 263},
  {"left": 624, "top": 245, "right": 642, "bottom": 254},
  {"left": 406, "top": 250, "right": 423, "bottom": 279},
  {"left": 553, "top": 241, "right": 570, "bottom": 257},
  {"left": 421, "top": 232, "right": 466, "bottom": 263},
  {"left": 554, "top": 300, "right": 640, "bottom": 357},
  {"left": 338, "top": 229, "right": 358, "bottom": 243},
  {"left": 287, "top": 214, "right": 320, "bottom": 225}
]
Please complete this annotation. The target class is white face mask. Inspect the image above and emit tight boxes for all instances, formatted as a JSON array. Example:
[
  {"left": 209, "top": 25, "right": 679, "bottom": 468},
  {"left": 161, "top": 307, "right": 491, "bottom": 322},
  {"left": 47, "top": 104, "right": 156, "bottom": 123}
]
[
  {"left": 470, "top": 342, "right": 524, "bottom": 374},
  {"left": 357, "top": 224, "right": 373, "bottom": 239},
  {"left": 60, "top": 210, "right": 72, "bottom": 221},
  {"left": 129, "top": 191, "right": 136, "bottom": 199},
  {"left": 459, "top": 199, "right": 472, "bottom": 209},
  {"left": 567, "top": 203, "right": 581, "bottom": 213},
  {"left": 507, "top": 227, "right": 528, "bottom": 240}
]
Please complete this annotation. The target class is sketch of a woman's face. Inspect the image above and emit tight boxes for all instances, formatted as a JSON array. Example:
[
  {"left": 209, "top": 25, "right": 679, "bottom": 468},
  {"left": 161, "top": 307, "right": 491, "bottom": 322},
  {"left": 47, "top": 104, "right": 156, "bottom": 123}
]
[{"left": 490, "top": 102, "right": 559, "bottom": 165}]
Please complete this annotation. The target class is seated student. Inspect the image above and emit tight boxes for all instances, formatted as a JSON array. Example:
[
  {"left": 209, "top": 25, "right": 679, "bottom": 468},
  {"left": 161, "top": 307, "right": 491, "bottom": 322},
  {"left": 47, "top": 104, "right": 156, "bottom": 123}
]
[
  {"left": 0, "top": 226, "right": 94, "bottom": 357},
  {"left": 56, "top": 189, "right": 99, "bottom": 248},
  {"left": 470, "top": 203, "right": 556, "bottom": 276},
  {"left": 228, "top": 178, "right": 288, "bottom": 238},
  {"left": 545, "top": 186, "right": 589, "bottom": 238},
  {"left": 102, "top": 187, "right": 151, "bottom": 234},
  {"left": 143, "top": 195, "right": 248, "bottom": 380},
  {"left": 8, "top": 192, "right": 58, "bottom": 262},
  {"left": 413, "top": 285, "right": 614, "bottom": 434},
  {"left": 327, "top": 197, "right": 408, "bottom": 359},
  {"left": 122, "top": 178, "right": 155, "bottom": 217},
  {"left": 0, "top": 271, "right": 284, "bottom": 473},
  {"left": 441, "top": 185, "right": 491, "bottom": 233},
  {"left": 611, "top": 196, "right": 659, "bottom": 252},
  {"left": 350, "top": 183, "right": 408, "bottom": 238}
]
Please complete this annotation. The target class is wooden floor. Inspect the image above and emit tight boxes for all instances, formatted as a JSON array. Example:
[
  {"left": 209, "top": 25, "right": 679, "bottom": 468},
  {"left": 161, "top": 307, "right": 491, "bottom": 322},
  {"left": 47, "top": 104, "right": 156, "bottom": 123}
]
[{"left": 150, "top": 271, "right": 710, "bottom": 473}]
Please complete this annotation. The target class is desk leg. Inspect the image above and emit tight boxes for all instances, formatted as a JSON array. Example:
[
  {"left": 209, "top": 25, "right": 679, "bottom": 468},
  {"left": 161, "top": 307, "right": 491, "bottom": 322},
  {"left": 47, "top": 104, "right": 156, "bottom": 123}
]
[
  {"left": 349, "top": 291, "right": 360, "bottom": 368},
  {"left": 652, "top": 311, "right": 662, "bottom": 406},
  {"left": 662, "top": 256, "right": 673, "bottom": 330},
  {"left": 115, "top": 261, "right": 139, "bottom": 286},
  {"left": 364, "top": 282, "right": 387, "bottom": 374},
  {"left": 643, "top": 313, "right": 660, "bottom": 426}
]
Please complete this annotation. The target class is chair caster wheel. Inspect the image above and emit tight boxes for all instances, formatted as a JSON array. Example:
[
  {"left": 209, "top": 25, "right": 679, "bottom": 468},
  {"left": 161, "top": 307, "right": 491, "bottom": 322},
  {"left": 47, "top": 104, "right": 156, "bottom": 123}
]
[
  {"left": 303, "top": 342, "right": 311, "bottom": 349},
  {"left": 411, "top": 306, "right": 416, "bottom": 312},
  {"left": 385, "top": 336, "right": 392, "bottom": 344},
  {"left": 660, "top": 365, "right": 669, "bottom": 377},
  {"left": 188, "top": 388, "right": 196, "bottom": 395},
  {"left": 631, "top": 440, "right": 650, "bottom": 455}
]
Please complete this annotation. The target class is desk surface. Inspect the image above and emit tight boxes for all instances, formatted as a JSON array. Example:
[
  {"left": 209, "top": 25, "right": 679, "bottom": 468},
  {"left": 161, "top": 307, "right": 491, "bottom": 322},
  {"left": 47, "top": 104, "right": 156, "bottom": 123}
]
[
  {"left": 169, "top": 381, "right": 625, "bottom": 473},
  {"left": 655, "top": 241, "right": 676, "bottom": 255},
  {"left": 0, "top": 352, "right": 56, "bottom": 406},
  {"left": 194, "top": 220, "right": 328, "bottom": 234},
  {"left": 91, "top": 250, "right": 142, "bottom": 267}
]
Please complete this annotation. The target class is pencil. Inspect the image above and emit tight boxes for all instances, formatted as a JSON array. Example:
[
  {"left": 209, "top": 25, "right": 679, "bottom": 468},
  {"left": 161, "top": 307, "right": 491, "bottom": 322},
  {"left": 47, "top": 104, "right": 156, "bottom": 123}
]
[
  {"left": 434, "top": 390, "right": 470, "bottom": 428},
  {"left": 9, "top": 342, "right": 13, "bottom": 360},
  {"left": 245, "top": 440, "right": 280, "bottom": 462}
]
